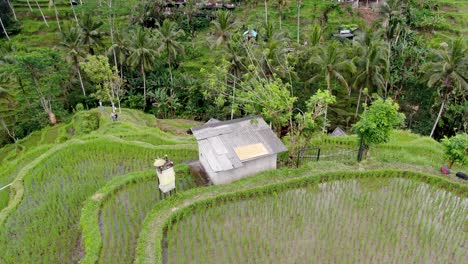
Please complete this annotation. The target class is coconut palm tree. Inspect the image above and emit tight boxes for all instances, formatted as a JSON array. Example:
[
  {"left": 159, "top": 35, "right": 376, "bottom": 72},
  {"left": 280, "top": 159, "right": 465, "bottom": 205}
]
[
  {"left": 307, "top": 42, "right": 356, "bottom": 94},
  {"left": 107, "top": 29, "right": 129, "bottom": 79},
  {"left": 59, "top": 25, "right": 86, "bottom": 96},
  {"left": 127, "top": 26, "right": 158, "bottom": 105},
  {"left": 78, "top": 13, "right": 103, "bottom": 55},
  {"left": 211, "top": 10, "right": 237, "bottom": 48},
  {"left": 155, "top": 19, "right": 185, "bottom": 88},
  {"left": 353, "top": 31, "right": 390, "bottom": 118},
  {"left": 183, "top": 0, "right": 199, "bottom": 45},
  {"left": 423, "top": 38, "right": 468, "bottom": 138}
]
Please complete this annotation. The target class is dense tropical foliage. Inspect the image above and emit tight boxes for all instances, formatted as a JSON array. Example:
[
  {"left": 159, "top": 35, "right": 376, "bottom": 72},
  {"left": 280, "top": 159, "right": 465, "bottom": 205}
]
[{"left": 0, "top": 0, "right": 466, "bottom": 146}]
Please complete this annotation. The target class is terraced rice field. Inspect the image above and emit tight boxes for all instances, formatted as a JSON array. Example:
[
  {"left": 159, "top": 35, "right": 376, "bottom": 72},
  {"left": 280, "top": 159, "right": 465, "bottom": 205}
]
[
  {"left": 0, "top": 107, "right": 199, "bottom": 264},
  {"left": 99, "top": 169, "right": 197, "bottom": 264},
  {"left": 165, "top": 178, "right": 468, "bottom": 263}
]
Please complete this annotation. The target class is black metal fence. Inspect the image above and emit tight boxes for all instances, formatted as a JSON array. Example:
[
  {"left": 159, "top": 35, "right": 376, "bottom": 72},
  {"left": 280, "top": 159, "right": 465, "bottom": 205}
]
[{"left": 296, "top": 146, "right": 359, "bottom": 167}]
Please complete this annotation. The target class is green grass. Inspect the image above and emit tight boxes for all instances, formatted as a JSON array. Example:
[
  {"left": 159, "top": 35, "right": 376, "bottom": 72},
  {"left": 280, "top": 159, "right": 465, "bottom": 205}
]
[{"left": 166, "top": 177, "right": 466, "bottom": 263}]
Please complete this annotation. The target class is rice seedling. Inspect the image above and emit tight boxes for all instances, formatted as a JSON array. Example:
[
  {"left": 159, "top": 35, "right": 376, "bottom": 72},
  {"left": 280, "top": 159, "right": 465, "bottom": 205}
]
[
  {"left": 0, "top": 138, "right": 197, "bottom": 264},
  {"left": 165, "top": 178, "right": 467, "bottom": 264}
]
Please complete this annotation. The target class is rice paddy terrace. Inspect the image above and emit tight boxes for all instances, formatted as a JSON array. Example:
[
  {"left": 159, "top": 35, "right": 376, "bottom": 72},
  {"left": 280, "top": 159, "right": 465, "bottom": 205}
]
[{"left": 0, "top": 108, "right": 467, "bottom": 264}]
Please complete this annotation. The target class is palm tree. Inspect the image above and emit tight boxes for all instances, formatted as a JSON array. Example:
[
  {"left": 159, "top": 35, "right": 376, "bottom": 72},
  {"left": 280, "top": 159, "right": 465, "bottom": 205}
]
[
  {"left": 127, "top": 26, "right": 158, "bottom": 106},
  {"left": 353, "top": 31, "right": 390, "bottom": 118},
  {"left": 155, "top": 19, "right": 185, "bottom": 88},
  {"left": 211, "top": 10, "right": 237, "bottom": 48},
  {"left": 423, "top": 38, "right": 467, "bottom": 138},
  {"left": 107, "top": 29, "right": 129, "bottom": 79},
  {"left": 307, "top": 42, "right": 356, "bottom": 94},
  {"left": 59, "top": 25, "right": 86, "bottom": 96},
  {"left": 183, "top": 0, "right": 199, "bottom": 46},
  {"left": 78, "top": 13, "right": 103, "bottom": 54}
]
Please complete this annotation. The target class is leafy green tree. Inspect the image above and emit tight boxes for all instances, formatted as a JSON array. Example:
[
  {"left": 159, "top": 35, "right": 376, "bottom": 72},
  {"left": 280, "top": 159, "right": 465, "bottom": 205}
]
[
  {"left": 307, "top": 89, "right": 336, "bottom": 133},
  {"left": 238, "top": 76, "right": 297, "bottom": 136},
  {"left": 80, "top": 55, "right": 124, "bottom": 112},
  {"left": 155, "top": 19, "right": 185, "bottom": 87},
  {"left": 423, "top": 38, "right": 467, "bottom": 138},
  {"left": 59, "top": 25, "right": 87, "bottom": 96},
  {"left": 127, "top": 26, "right": 158, "bottom": 106},
  {"left": 307, "top": 42, "right": 356, "bottom": 94},
  {"left": 353, "top": 97, "right": 405, "bottom": 160},
  {"left": 441, "top": 133, "right": 468, "bottom": 168},
  {"left": 12, "top": 49, "right": 66, "bottom": 125}
]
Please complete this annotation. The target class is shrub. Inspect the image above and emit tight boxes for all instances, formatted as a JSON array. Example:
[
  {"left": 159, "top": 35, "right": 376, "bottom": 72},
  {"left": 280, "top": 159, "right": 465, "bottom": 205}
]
[
  {"left": 441, "top": 133, "right": 468, "bottom": 168},
  {"left": 72, "top": 110, "right": 100, "bottom": 135}
]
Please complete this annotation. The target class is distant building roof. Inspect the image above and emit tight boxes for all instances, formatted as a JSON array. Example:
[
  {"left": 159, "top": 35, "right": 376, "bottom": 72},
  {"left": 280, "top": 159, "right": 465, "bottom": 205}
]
[
  {"left": 330, "top": 127, "right": 347, "bottom": 137},
  {"left": 191, "top": 116, "right": 287, "bottom": 172}
]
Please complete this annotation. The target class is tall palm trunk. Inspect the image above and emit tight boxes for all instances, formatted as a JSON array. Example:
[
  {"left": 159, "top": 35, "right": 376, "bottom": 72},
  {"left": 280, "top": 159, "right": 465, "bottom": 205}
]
[
  {"left": 0, "top": 17, "right": 10, "bottom": 41},
  {"left": 108, "top": 7, "right": 118, "bottom": 73},
  {"left": 25, "top": 0, "right": 33, "bottom": 12},
  {"left": 296, "top": 0, "right": 300, "bottom": 44},
  {"left": 430, "top": 92, "right": 447, "bottom": 138},
  {"left": 264, "top": 0, "right": 268, "bottom": 24},
  {"left": 167, "top": 48, "right": 173, "bottom": 87},
  {"left": 52, "top": 1, "right": 61, "bottom": 32},
  {"left": 141, "top": 63, "right": 146, "bottom": 105},
  {"left": 35, "top": 0, "right": 49, "bottom": 27},
  {"left": 69, "top": 0, "right": 79, "bottom": 23},
  {"left": 231, "top": 78, "right": 236, "bottom": 120},
  {"left": 74, "top": 58, "right": 86, "bottom": 96},
  {"left": 279, "top": 6, "right": 282, "bottom": 30},
  {"left": 7, "top": 0, "right": 17, "bottom": 20},
  {"left": 354, "top": 87, "right": 363, "bottom": 119}
]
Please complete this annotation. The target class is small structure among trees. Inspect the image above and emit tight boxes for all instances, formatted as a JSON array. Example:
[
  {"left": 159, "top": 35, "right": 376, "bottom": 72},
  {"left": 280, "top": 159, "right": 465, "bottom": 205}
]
[{"left": 191, "top": 116, "right": 287, "bottom": 184}]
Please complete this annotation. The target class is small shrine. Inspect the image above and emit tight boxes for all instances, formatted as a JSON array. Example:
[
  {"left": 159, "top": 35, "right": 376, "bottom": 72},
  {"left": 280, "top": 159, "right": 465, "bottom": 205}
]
[{"left": 154, "top": 156, "right": 175, "bottom": 193}]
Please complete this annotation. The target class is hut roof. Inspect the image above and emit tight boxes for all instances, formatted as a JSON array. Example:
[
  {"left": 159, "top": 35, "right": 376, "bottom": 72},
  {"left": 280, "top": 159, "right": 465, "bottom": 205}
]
[
  {"left": 330, "top": 127, "right": 347, "bottom": 137},
  {"left": 191, "top": 116, "right": 287, "bottom": 172}
]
